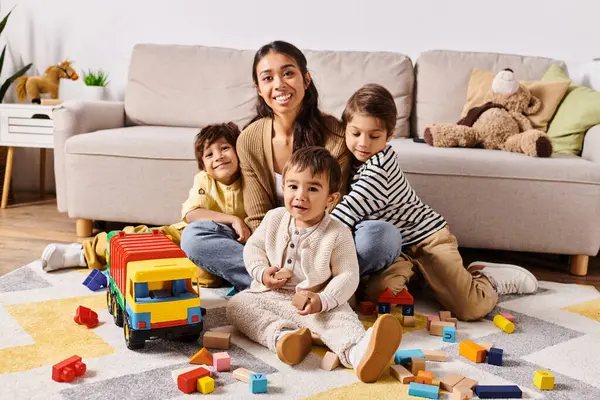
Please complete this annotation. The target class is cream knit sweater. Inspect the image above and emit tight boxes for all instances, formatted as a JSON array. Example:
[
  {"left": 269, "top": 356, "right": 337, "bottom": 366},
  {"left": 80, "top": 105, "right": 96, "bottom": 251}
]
[
  {"left": 243, "top": 207, "right": 360, "bottom": 307},
  {"left": 237, "top": 116, "right": 351, "bottom": 232}
]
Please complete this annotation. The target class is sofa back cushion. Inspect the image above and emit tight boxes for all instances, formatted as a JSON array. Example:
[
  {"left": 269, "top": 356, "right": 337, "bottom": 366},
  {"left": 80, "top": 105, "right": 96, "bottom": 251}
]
[
  {"left": 125, "top": 44, "right": 414, "bottom": 137},
  {"left": 412, "top": 50, "right": 567, "bottom": 138}
]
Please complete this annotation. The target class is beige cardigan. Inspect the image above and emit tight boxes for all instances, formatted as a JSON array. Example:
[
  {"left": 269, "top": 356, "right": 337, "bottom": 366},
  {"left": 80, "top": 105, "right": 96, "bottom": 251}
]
[
  {"left": 243, "top": 207, "right": 359, "bottom": 307},
  {"left": 237, "top": 115, "right": 351, "bottom": 232}
]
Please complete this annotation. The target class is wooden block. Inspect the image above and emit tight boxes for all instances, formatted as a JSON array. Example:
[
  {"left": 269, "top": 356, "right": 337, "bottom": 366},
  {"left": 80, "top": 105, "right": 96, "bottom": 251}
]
[
  {"left": 440, "top": 373, "right": 465, "bottom": 392},
  {"left": 446, "top": 317, "right": 458, "bottom": 327},
  {"left": 213, "top": 352, "right": 231, "bottom": 372},
  {"left": 429, "top": 321, "right": 456, "bottom": 336},
  {"left": 443, "top": 326, "right": 456, "bottom": 343},
  {"left": 459, "top": 340, "right": 487, "bottom": 363},
  {"left": 232, "top": 367, "right": 256, "bottom": 383},
  {"left": 320, "top": 351, "right": 341, "bottom": 371},
  {"left": 311, "top": 332, "right": 326, "bottom": 346},
  {"left": 431, "top": 378, "right": 440, "bottom": 387},
  {"left": 415, "top": 370, "right": 433, "bottom": 385},
  {"left": 171, "top": 366, "right": 200, "bottom": 383},
  {"left": 474, "top": 385, "right": 521, "bottom": 398},
  {"left": 395, "top": 349, "right": 426, "bottom": 365},
  {"left": 359, "top": 301, "right": 376, "bottom": 315},
  {"left": 402, "top": 315, "right": 415, "bottom": 327},
  {"left": 202, "top": 331, "right": 231, "bottom": 349},
  {"left": 478, "top": 342, "right": 494, "bottom": 351},
  {"left": 459, "top": 378, "right": 479, "bottom": 389},
  {"left": 439, "top": 311, "right": 452, "bottom": 321},
  {"left": 493, "top": 314, "right": 515, "bottom": 334},
  {"left": 292, "top": 292, "right": 309, "bottom": 309},
  {"left": 451, "top": 385, "right": 473, "bottom": 400},
  {"left": 423, "top": 350, "right": 447, "bottom": 362},
  {"left": 427, "top": 315, "right": 440, "bottom": 330},
  {"left": 534, "top": 370, "right": 555, "bottom": 390},
  {"left": 197, "top": 376, "right": 215, "bottom": 394},
  {"left": 274, "top": 268, "right": 292, "bottom": 280},
  {"left": 408, "top": 382, "right": 439, "bottom": 399},
  {"left": 189, "top": 347, "right": 213, "bottom": 365},
  {"left": 390, "top": 364, "right": 415, "bottom": 384},
  {"left": 409, "top": 357, "right": 426, "bottom": 375},
  {"left": 177, "top": 367, "right": 210, "bottom": 394},
  {"left": 487, "top": 347, "right": 503, "bottom": 366}
]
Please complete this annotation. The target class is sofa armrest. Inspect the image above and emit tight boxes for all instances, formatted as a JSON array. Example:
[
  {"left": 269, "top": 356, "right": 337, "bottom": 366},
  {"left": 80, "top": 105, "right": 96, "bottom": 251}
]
[
  {"left": 581, "top": 125, "right": 600, "bottom": 163},
  {"left": 53, "top": 100, "right": 125, "bottom": 212}
]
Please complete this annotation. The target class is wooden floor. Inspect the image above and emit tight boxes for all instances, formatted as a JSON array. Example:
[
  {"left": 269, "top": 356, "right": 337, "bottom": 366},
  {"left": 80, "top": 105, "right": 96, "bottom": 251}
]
[{"left": 1, "top": 194, "right": 599, "bottom": 290}]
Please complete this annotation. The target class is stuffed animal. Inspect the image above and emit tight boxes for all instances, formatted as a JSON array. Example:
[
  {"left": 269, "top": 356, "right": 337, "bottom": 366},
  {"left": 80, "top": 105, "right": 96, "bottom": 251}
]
[
  {"left": 423, "top": 69, "right": 553, "bottom": 157},
  {"left": 16, "top": 60, "right": 79, "bottom": 104}
]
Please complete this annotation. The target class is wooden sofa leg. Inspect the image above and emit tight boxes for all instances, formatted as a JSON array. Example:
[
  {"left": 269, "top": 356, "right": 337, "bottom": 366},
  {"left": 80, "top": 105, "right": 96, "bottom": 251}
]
[
  {"left": 76, "top": 219, "right": 93, "bottom": 237},
  {"left": 569, "top": 255, "right": 589, "bottom": 277}
]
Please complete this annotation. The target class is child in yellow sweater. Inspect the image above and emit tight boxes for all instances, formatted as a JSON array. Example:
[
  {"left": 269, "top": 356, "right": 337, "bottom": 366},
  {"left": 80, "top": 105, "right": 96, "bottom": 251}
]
[{"left": 41, "top": 123, "right": 252, "bottom": 289}]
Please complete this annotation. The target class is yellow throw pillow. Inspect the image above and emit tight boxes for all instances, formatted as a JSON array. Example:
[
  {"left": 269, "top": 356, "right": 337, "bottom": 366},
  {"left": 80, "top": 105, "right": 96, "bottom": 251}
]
[{"left": 461, "top": 68, "right": 570, "bottom": 132}]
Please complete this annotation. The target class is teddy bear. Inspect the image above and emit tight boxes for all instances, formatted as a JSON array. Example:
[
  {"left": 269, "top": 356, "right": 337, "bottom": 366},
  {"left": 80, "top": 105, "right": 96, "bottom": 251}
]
[{"left": 423, "top": 68, "right": 553, "bottom": 157}]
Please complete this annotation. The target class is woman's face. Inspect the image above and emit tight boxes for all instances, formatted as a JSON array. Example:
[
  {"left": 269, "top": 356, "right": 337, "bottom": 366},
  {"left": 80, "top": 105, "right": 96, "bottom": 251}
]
[{"left": 255, "top": 51, "right": 309, "bottom": 118}]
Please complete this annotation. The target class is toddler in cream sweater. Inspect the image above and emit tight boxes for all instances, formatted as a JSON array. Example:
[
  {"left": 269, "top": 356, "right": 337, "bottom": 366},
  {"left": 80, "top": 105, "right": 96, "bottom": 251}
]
[{"left": 226, "top": 146, "right": 402, "bottom": 383}]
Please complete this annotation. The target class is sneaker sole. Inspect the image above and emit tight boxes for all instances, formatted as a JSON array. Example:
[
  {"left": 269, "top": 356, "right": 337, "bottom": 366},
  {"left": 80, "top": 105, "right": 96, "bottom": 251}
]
[
  {"left": 276, "top": 328, "right": 312, "bottom": 365},
  {"left": 468, "top": 262, "right": 538, "bottom": 293},
  {"left": 356, "top": 314, "right": 403, "bottom": 383}
]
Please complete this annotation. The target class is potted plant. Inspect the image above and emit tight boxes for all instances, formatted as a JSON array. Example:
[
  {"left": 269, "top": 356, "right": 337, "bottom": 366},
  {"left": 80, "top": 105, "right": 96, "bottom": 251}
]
[
  {"left": 0, "top": 9, "right": 32, "bottom": 103},
  {"left": 81, "top": 69, "right": 109, "bottom": 100}
]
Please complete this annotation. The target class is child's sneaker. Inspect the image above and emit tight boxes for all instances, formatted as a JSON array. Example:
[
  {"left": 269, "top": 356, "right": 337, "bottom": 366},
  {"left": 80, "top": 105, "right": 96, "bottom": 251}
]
[
  {"left": 275, "top": 328, "right": 312, "bottom": 365},
  {"left": 468, "top": 261, "right": 538, "bottom": 295},
  {"left": 350, "top": 314, "right": 403, "bottom": 383},
  {"left": 41, "top": 243, "right": 86, "bottom": 272}
]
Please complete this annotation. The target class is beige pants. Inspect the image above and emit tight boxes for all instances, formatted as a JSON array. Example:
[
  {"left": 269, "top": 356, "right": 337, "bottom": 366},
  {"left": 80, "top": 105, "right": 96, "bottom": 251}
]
[
  {"left": 226, "top": 289, "right": 366, "bottom": 367},
  {"left": 366, "top": 227, "right": 498, "bottom": 321},
  {"left": 82, "top": 224, "right": 221, "bottom": 287}
]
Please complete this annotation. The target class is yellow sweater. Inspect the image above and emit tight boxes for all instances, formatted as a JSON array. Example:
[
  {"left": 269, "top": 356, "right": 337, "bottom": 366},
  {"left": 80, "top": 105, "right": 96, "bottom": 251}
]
[{"left": 237, "top": 115, "right": 351, "bottom": 232}]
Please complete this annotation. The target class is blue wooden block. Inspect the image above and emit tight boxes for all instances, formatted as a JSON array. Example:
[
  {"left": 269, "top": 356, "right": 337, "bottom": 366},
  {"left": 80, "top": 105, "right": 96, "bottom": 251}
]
[
  {"left": 394, "top": 349, "right": 425, "bottom": 365},
  {"left": 474, "top": 385, "right": 522, "bottom": 398},
  {"left": 250, "top": 373, "right": 268, "bottom": 394},
  {"left": 402, "top": 304, "right": 414, "bottom": 316},
  {"left": 378, "top": 302, "right": 391, "bottom": 314},
  {"left": 408, "top": 382, "right": 439, "bottom": 399},
  {"left": 226, "top": 286, "right": 238, "bottom": 296},
  {"left": 442, "top": 326, "right": 456, "bottom": 343},
  {"left": 487, "top": 347, "right": 503, "bottom": 366},
  {"left": 82, "top": 268, "right": 107, "bottom": 291}
]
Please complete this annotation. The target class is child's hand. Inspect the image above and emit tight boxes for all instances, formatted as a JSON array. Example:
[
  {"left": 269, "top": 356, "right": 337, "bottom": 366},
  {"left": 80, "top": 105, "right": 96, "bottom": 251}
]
[
  {"left": 295, "top": 291, "right": 322, "bottom": 316},
  {"left": 231, "top": 217, "right": 251, "bottom": 243},
  {"left": 262, "top": 265, "right": 287, "bottom": 289}
]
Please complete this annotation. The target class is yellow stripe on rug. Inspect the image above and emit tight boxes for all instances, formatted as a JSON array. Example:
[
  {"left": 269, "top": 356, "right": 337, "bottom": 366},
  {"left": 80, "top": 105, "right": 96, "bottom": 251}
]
[
  {"left": 1, "top": 294, "right": 116, "bottom": 374},
  {"left": 562, "top": 298, "right": 600, "bottom": 322},
  {"left": 303, "top": 373, "right": 414, "bottom": 399}
]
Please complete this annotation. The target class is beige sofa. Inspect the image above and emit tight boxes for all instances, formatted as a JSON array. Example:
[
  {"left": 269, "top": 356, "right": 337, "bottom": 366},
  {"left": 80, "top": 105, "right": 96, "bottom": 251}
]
[{"left": 53, "top": 44, "right": 600, "bottom": 276}]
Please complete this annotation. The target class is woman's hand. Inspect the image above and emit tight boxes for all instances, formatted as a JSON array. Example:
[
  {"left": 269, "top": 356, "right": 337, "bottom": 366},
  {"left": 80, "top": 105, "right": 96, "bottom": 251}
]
[
  {"left": 295, "top": 291, "right": 322, "bottom": 315},
  {"left": 262, "top": 265, "right": 288, "bottom": 289},
  {"left": 231, "top": 217, "right": 251, "bottom": 243}
]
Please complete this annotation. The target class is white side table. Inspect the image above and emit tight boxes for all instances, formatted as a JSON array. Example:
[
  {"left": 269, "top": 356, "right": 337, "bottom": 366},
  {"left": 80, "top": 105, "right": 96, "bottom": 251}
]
[{"left": 0, "top": 104, "right": 57, "bottom": 208}]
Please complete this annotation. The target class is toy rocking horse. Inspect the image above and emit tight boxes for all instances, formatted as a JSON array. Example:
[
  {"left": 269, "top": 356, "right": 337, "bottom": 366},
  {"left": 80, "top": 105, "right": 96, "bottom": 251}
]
[{"left": 16, "top": 60, "right": 79, "bottom": 104}]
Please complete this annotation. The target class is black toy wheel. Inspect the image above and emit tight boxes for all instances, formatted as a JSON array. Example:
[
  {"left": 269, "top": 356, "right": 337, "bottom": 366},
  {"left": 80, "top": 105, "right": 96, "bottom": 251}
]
[
  {"left": 124, "top": 322, "right": 145, "bottom": 350},
  {"left": 112, "top": 296, "right": 123, "bottom": 327}
]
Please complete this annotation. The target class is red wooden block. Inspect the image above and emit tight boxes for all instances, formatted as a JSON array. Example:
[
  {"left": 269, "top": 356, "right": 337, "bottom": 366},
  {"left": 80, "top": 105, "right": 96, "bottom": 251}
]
[
  {"left": 378, "top": 288, "right": 414, "bottom": 305},
  {"left": 359, "top": 301, "right": 376, "bottom": 315},
  {"left": 52, "top": 355, "right": 87, "bottom": 383},
  {"left": 74, "top": 306, "right": 98, "bottom": 328},
  {"left": 177, "top": 367, "right": 210, "bottom": 394}
]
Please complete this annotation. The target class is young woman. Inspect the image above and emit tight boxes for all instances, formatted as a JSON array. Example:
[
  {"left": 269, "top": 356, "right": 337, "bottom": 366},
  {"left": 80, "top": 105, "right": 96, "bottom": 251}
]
[{"left": 180, "top": 41, "right": 402, "bottom": 290}]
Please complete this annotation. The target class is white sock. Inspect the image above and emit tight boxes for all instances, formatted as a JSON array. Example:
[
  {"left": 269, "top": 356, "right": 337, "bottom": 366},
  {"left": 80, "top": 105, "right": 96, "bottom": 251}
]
[
  {"left": 347, "top": 327, "right": 373, "bottom": 368},
  {"left": 41, "top": 243, "right": 86, "bottom": 271}
]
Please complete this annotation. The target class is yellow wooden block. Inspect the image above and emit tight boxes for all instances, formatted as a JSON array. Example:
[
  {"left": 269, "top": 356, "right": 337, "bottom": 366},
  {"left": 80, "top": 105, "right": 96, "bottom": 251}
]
[
  {"left": 534, "top": 370, "right": 555, "bottom": 390},
  {"left": 493, "top": 314, "right": 515, "bottom": 334},
  {"left": 197, "top": 376, "right": 215, "bottom": 394}
]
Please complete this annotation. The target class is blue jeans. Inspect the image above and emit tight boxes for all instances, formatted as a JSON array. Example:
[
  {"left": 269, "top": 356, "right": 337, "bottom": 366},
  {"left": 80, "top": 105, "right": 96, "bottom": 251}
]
[
  {"left": 354, "top": 220, "right": 403, "bottom": 276},
  {"left": 180, "top": 220, "right": 252, "bottom": 291}
]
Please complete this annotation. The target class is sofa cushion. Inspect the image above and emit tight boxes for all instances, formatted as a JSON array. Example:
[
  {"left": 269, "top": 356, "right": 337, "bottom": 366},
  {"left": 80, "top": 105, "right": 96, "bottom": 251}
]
[
  {"left": 389, "top": 138, "right": 600, "bottom": 184},
  {"left": 461, "top": 68, "right": 570, "bottom": 132},
  {"left": 125, "top": 44, "right": 414, "bottom": 137},
  {"left": 412, "top": 50, "right": 567, "bottom": 138},
  {"left": 65, "top": 126, "right": 197, "bottom": 160}
]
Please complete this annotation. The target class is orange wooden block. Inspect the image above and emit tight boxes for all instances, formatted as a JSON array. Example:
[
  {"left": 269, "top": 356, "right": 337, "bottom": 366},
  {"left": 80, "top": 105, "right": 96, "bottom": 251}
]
[
  {"left": 190, "top": 347, "right": 213, "bottom": 365},
  {"left": 459, "top": 340, "right": 487, "bottom": 363},
  {"left": 416, "top": 370, "right": 433, "bottom": 385}
]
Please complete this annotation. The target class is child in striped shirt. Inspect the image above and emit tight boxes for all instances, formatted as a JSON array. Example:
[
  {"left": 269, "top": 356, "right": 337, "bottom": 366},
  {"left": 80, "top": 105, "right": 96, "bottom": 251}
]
[{"left": 331, "top": 84, "right": 538, "bottom": 321}]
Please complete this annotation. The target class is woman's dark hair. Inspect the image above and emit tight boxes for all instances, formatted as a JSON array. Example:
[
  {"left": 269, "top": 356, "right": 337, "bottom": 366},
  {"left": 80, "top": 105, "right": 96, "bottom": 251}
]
[{"left": 246, "top": 40, "right": 330, "bottom": 151}]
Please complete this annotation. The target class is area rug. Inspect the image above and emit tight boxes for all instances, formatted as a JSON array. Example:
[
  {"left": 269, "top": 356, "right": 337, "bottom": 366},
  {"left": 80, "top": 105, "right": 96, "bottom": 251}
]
[{"left": 1, "top": 261, "right": 600, "bottom": 399}]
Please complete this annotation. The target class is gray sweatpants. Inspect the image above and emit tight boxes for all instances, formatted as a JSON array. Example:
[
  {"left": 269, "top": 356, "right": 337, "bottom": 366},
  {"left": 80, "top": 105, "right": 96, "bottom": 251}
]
[{"left": 226, "top": 289, "right": 366, "bottom": 367}]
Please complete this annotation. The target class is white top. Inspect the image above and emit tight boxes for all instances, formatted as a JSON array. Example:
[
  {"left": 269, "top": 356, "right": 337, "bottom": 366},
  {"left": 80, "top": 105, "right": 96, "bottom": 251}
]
[{"left": 274, "top": 172, "right": 284, "bottom": 206}]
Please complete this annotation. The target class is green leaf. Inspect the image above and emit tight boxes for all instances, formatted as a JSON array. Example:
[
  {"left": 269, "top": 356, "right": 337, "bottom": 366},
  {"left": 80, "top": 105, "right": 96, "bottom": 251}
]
[
  {"left": 0, "top": 62, "right": 32, "bottom": 103},
  {"left": 0, "top": 9, "right": 13, "bottom": 37},
  {"left": 0, "top": 45, "right": 6, "bottom": 78}
]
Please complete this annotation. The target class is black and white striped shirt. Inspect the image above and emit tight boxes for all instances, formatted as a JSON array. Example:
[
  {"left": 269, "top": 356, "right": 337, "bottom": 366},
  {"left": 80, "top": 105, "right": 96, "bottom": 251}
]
[{"left": 331, "top": 145, "right": 447, "bottom": 246}]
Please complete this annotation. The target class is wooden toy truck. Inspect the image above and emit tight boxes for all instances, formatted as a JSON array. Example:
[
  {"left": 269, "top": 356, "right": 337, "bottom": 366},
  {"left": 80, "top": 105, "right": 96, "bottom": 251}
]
[{"left": 106, "top": 231, "right": 203, "bottom": 349}]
